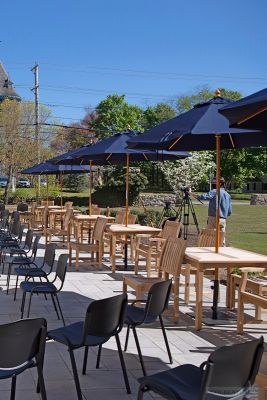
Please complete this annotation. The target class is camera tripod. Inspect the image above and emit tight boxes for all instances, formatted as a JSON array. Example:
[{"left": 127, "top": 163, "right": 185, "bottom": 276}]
[{"left": 159, "top": 194, "right": 200, "bottom": 240}]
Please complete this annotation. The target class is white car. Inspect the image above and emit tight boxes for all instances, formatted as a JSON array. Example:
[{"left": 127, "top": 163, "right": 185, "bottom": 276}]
[
  {"left": 17, "top": 178, "right": 31, "bottom": 188},
  {"left": 0, "top": 177, "right": 8, "bottom": 188}
]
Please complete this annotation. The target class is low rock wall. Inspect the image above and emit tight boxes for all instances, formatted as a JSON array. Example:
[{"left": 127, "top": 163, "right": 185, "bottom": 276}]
[
  {"left": 250, "top": 194, "right": 267, "bottom": 205},
  {"left": 138, "top": 193, "right": 178, "bottom": 207}
]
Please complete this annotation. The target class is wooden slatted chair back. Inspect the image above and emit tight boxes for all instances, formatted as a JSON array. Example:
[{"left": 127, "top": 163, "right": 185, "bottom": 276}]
[
  {"left": 115, "top": 210, "right": 126, "bottom": 224},
  {"left": 162, "top": 220, "right": 182, "bottom": 240},
  {"left": 197, "top": 228, "right": 225, "bottom": 247},
  {"left": 62, "top": 209, "right": 73, "bottom": 230},
  {"left": 159, "top": 237, "right": 187, "bottom": 277},
  {"left": 31, "top": 202, "right": 37, "bottom": 215},
  {"left": 41, "top": 200, "right": 54, "bottom": 206},
  {"left": 92, "top": 217, "right": 108, "bottom": 242},
  {"left": 92, "top": 206, "right": 101, "bottom": 215},
  {"left": 64, "top": 201, "right": 73, "bottom": 209},
  {"left": 128, "top": 213, "right": 137, "bottom": 224}
]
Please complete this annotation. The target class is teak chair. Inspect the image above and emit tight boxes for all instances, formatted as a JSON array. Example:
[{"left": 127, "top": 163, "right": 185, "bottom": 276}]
[
  {"left": 123, "top": 237, "right": 187, "bottom": 322},
  {"left": 229, "top": 267, "right": 267, "bottom": 320},
  {"left": 237, "top": 267, "right": 267, "bottom": 334},
  {"left": 116, "top": 213, "right": 137, "bottom": 262},
  {"left": 181, "top": 228, "right": 225, "bottom": 304},
  {"left": 69, "top": 216, "right": 107, "bottom": 270},
  {"left": 46, "top": 208, "right": 73, "bottom": 244},
  {"left": 135, "top": 220, "right": 182, "bottom": 277}
]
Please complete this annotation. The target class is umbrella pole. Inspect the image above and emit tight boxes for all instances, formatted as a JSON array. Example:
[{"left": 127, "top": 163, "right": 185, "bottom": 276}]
[
  {"left": 60, "top": 172, "right": 63, "bottom": 209},
  {"left": 125, "top": 154, "right": 130, "bottom": 226},
  {"left": 89, "top": 160, "right": 93, "bottom": 215},
  {"left": 215, "top": 135, "right": 221, "bottom": 253},
  {"left": 46, "top": 176, "right": 49, "bottom": 204}
]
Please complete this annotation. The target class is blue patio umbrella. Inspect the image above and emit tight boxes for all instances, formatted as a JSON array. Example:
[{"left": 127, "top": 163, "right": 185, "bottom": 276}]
[
  {"left": 53, "top": 130, "right": 190, "bottom": 225},
  {"left": 21, "top": 161, "right": 96, "bottom": 208},
  {"left": 127, "top": 91, "right": 265, "bottom": 251},
  {"left": 219, "top": 88, "right": 267, "bottom": 130}
]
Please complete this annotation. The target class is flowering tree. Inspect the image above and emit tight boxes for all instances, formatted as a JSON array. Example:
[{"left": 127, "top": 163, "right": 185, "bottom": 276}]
[{"left": 159, "top": 152, "right": 215, "bottom": 196}]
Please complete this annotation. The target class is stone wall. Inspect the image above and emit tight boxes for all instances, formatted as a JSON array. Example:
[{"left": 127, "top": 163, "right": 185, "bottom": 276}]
[
  {"left": 250, "top": 194, "right": 267, "bottom": 205},
  {"left": 137, "top": 193, "right": 178, "bottom": 207}
]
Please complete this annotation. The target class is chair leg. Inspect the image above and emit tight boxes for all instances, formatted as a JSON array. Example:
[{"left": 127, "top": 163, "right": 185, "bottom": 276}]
[
  {"left": 51, "top": 294, "right": 60, "bottom": 320},
  {"left": 21, "top": 292, "right": 26, "bottom": 318},
  {"left": 237, "top": 293, "right": 244, "bottom": 334},
  {"left": 27, "top": 292, "right": 33, "bottom": 318},
  {"left": 132, "top": 326, "right": 147, "bottom": 376},
  {"left": 134, "top": 249, "right": 140, "bottom": 275},
  {"left": 68, "top": 347, "right": 83, "bottom": 400},
  {"left": 82, "top": 346, "right": 89, "bottom": 375},
  {"left": 10, "top": 375, "right": 16, "bottom": 400},
  {"left": 54, "top": 293, "right": 65, "bottom": 326},
  {"left": 96, "top": 344, "right": 102, "bottom": 369},
  {"left": 36, "top": 364, "right": 47, "bottom": 400},
  {"left": 184, "top": 264, "right": 191, "bottom": 305},
  {"left": 159, "top": 315, "right": 172, "bottom": 364},
  {"left": 14, "top": 275, "right": 19, "bottom": 301},
  {"left": 6, "top": 263, "right": 12, "bottom": 295},
  {"left": 137, "top": 384, "right": 146, "bottom": 400},
  {"left": 115, "top": 334, "right": 131, "bottom": 394},
  {"left": 124, "top": 325, "right": 130, "bottom": 351}
]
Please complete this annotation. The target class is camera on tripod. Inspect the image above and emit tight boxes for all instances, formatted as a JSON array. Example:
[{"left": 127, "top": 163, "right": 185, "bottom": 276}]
[{"left": 180, "top": 186, "right": 191, "bottom": 196}]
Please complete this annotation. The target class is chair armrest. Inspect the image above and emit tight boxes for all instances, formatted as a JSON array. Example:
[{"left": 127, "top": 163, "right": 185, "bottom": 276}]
[
  {"left": 135, "top": 234, "right": 152, "bottom": 238},
  {"left": 240, "top": 267, "right": 266, "bottom": 274},
  {"left": 148, "top": 237, "right": 166, "bottom": 244}
]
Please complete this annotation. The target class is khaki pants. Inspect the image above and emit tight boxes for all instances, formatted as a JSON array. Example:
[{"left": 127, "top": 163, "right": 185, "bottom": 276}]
[{"left": 207, "top": 216, "right": 226, "bottom": 233}]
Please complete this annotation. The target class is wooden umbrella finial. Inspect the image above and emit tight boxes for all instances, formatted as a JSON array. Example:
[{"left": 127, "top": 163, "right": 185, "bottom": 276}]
[{"left": 215, "top": 89, "right": 221, "bottom": 97}]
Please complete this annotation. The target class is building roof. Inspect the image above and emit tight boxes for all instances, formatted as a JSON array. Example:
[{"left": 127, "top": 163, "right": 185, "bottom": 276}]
[{"left": 0, "top": 63, "right": 21, "bottom": 102}]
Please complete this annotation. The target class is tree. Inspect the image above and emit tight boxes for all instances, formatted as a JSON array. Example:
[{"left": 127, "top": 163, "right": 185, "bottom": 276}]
[
  {"left": 141, "top": 103, "right": 176, "bottom": 130},
  {"left": 89, "top": 94, "right": 143, "bottom": 138},
  {"left": 159, "top": 152, "right": 215, "bottom": 196},
  {"left": 50, "top": 111, "right": 96, "bottom": 153},
  {"left": 175, "top": 86, "right": 242, "bottom": 114}
]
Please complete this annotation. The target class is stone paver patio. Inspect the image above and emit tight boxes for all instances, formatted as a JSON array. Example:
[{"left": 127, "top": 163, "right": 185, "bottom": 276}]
[{"left": 0, "top": 236, "right": 266, "bottom": 399}]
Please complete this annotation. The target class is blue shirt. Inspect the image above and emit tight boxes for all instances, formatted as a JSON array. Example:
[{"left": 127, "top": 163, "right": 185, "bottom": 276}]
[{"left": 198, "top": 188, "right": 232, "bottom": 219}]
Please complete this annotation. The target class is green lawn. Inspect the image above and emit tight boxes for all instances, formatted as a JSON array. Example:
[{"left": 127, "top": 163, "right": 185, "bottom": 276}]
[{"left": 178, "top": 204, "right": 266, "bottom": 255}]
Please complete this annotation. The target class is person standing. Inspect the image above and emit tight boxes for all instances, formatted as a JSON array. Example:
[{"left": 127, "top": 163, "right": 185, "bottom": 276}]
[{"left": 197, "top": 177, "right": 232, "bottom": 235}]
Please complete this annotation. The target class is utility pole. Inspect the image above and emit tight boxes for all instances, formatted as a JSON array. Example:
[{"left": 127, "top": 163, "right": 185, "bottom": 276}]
[{"left": 31, "top": 63, "right": 40, "bottom": 195}]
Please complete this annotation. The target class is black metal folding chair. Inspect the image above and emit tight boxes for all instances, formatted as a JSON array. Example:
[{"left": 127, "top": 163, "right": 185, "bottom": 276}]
[
  {"left": 0, "top": 318, "right": 47, "bottom": 400},
  {"left": 47, "top": 293, "right": 131, "bottom": 400},
  {"left": 20, "top": 253, "right": 68, "bottom": 325},
  {"left": 137, "top": 336, "right": 264, "bottom": 400},
  {"left": 13, "top": 242, "right": 57, "bottom": 300},
  {"left": 6, "top": 234, "right": 41, "bottom": 294},
  {"left": 124, "top": 279, "right": 173, "bottom": 376}
]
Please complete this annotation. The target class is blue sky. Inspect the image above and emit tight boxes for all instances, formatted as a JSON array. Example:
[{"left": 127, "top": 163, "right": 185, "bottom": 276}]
[{"left": 1, "top": 0, "right": 266, "bottom": 124}]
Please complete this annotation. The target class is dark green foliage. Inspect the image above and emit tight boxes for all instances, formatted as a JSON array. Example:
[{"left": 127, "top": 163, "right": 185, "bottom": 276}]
[{"left": 63, "top": 174, "right": 88, "bottom": 192}]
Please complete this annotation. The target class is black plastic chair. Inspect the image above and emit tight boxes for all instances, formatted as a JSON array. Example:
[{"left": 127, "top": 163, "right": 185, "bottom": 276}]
[
  {"left": 47, "top": 293, "right": 131, "bottom": 400},
  {"left": 124, "top": 279, "right": 173, "bottom": 377},
  {"left": 13, "top": 242, "right": 57, "bottom": 300},
  {"left": 20, "top": 253, "right": 68, "bottom": 325},
  {"left": 6, "top": 234, "right": 41, "bottom": 294},
  {"left": 0, "top": 318, "right": 47, "bottom": 400},
  {"left": 17, "top": 202, "right": 29, "bottom": 212},
  {"left": 0, "top": 222, "right": 24, "bottom": 265},
  {"left": 137, "top": 336, "right": 264, "bottom": 400},
  {"left": 1, "top": 228, "right": 34, "bottom": 274}
]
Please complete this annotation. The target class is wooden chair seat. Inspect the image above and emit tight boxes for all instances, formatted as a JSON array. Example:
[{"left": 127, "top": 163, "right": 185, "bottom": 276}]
[{"left": 123, "top": 237, "right": 187, "bottom": 322}]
